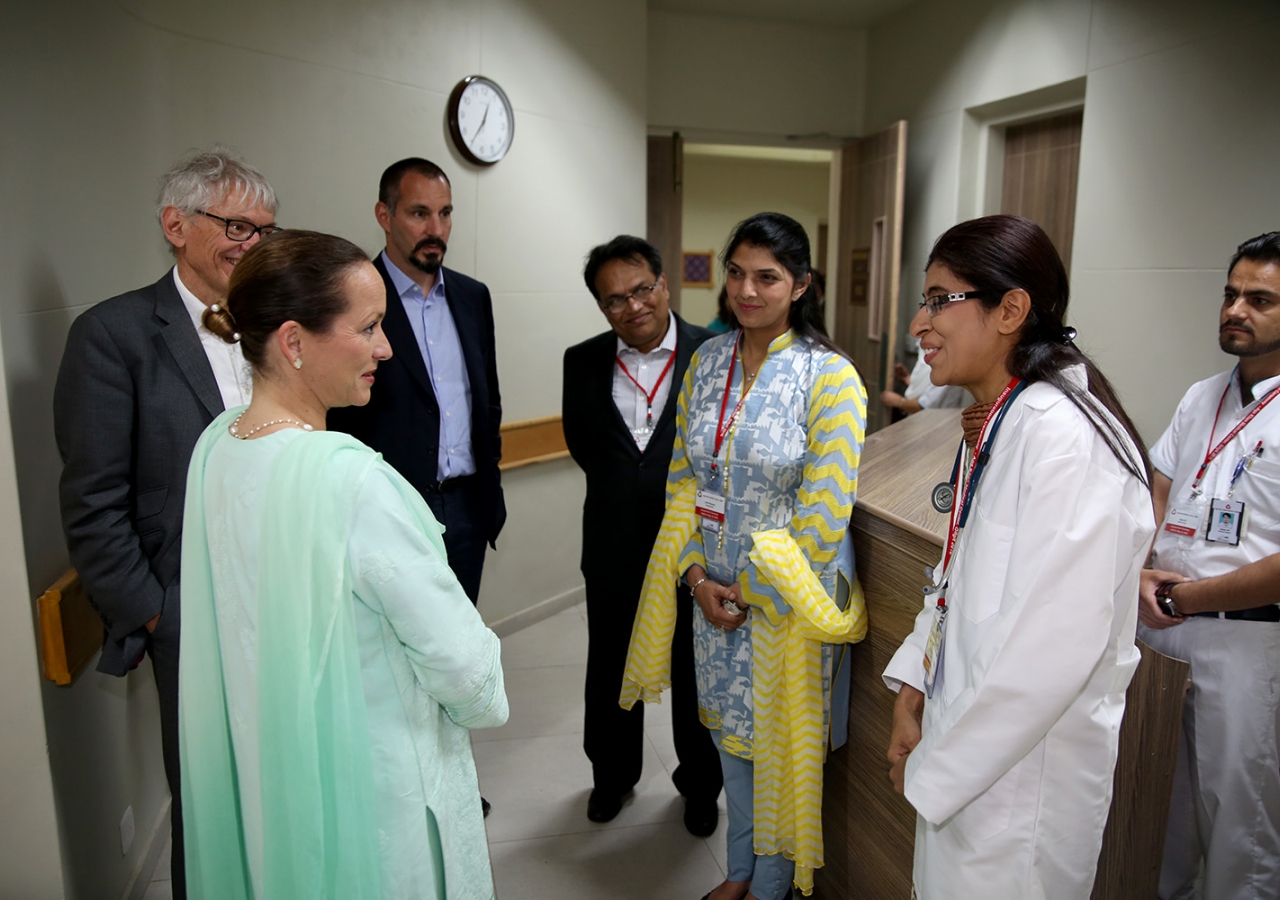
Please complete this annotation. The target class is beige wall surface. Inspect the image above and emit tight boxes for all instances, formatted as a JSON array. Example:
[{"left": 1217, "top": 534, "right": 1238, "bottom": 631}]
[
  {"left": 0, "top": 319, "right": 64, "bottom": 898},
  {"left": 648, "top": 9, "right": 867, "bottom": 146},
  {"left": 680, "top": 154, "right": 832, "bottom": 327},
  {"left": 0, "top": 0, "right": 645, "bottom": 894},
  {"left": 865, "top": 0, "right": 1280, "bottom": 443}
]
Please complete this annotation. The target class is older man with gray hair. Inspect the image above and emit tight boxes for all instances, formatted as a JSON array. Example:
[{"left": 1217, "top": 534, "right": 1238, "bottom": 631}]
[{"left": 54, "top": 149, "right": 278, "bottom": 898}]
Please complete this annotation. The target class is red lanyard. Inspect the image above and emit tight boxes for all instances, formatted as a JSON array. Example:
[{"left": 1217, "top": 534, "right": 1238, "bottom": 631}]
[
  {"left": 615, "top": 345, "right": 677, "bottom": 428},
  {"left": 1190, "top": 375, "right": 1280, "bottom": 496},
  {"left": 939, "top": 378, "right": 1023, "bottom": 593},
  {"left": 714, "top": 337, "right": 750, "bottom": 461}
]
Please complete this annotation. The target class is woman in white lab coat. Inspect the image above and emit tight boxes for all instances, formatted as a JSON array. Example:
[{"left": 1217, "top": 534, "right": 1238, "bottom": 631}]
[{"left": 882, "top": 215, "right": 1156, "bottom": 900}]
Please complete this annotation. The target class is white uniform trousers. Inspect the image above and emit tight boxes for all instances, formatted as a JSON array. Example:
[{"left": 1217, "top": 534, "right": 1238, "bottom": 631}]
[{"left": 1138, "top": 617, "right": 1280, "bottom": 900}]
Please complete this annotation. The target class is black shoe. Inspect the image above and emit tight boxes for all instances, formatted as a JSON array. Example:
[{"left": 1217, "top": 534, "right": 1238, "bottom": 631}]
[
  {"left": 683, "top": 795, "right": 719, "bottom": 837},
  {"left": 586, "top": 787, "right": 630, "bottom": 823},
  {"left": 481, "top": 796, "right": 491, "bottom": 818}
]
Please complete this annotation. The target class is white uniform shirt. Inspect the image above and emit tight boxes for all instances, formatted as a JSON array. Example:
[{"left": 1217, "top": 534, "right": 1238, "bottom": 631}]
[
  {"left": 174, "top": 268, "right": 253, "bottom": 409},
  {"left": 612, "top": 310, "right": 678, "bottom": 452},
  {"left": 1150, "top": 368, "right": 1280, "bottom": 585},
  {"left": 904, "top": 350, "right": 972, "bottom": 410}
]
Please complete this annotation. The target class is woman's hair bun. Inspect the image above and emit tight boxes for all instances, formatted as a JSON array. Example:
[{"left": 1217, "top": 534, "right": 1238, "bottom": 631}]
[{"left": 202, "top": 302, "right": 240, "bottom": 344}]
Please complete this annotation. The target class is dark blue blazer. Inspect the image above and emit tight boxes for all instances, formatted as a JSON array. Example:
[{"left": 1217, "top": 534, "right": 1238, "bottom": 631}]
[{"left": 330, "top": 255, "right": 506, "bottom": 545}]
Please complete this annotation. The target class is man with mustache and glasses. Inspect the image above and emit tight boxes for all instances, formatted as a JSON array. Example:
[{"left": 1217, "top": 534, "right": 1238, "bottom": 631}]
[
  {"left": 1137, "top": 231, "right": 1280, "bottom": 900},
  {"left": 331, "top": 158, "right": 505, "bottom": 611}
]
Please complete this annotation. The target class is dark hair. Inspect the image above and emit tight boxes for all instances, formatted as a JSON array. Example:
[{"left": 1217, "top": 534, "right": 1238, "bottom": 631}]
[
  {"left": 927, "top": 214, "right": 1150, "bottom": 484},
  {"left": 810, "top": 267, "right": 826, "bottom": 299},
  {"left": 1229, "top": 231, "right": 1280, "bottom": 275},
  {"left": 721, "top": 212, "right": 848, "bottom": 362},
  {"left": 378, "top": 158, "right": 451, "bottom": 212},
  {"left": 208, "top": 230, "right": 370, "bottom": 369},
  {"left": 583, "top": 235, "right": 664, "bottom": 300}
]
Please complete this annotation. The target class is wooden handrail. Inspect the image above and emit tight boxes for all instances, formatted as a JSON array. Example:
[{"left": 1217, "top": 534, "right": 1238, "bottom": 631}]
[
  {"left": 37, "top": 569, "right": 102, "bottom": 685},
  {"left": 499, "top": 414, "right": 569, "bottom": 471}
]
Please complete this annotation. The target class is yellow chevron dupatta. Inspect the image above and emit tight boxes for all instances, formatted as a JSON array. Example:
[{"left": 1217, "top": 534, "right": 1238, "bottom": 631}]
[{"left": 620, "top": 480, "right": 868, "bottom": 895}]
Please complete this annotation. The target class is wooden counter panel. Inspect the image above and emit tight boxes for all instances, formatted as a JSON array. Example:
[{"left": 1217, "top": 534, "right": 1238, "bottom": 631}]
[
  {"left": 817, "top": 513, "right": 935, "bottom": 898},
  {"left": 856, "top": 408, "right": 958, "bottom": 540}
]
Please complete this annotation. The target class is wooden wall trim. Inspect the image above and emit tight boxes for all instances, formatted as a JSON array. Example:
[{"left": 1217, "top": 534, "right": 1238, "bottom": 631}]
[{"left": 499, "top": 414, "right": 569, "bottom": 471}]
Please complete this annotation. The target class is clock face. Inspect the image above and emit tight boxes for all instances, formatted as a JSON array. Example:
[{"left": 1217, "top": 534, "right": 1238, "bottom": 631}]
[{"left": 448, "top": 76, "right": 514, "bottom": 166}]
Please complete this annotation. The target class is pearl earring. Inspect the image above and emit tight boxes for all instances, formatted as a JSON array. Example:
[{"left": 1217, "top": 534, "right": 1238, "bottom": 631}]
[{"left": 292, "top": 358, "right": 303, "bottom": 370}]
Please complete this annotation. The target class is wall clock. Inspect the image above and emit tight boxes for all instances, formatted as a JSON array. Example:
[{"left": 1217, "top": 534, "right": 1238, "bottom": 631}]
[{"left": 447, "top": 75, "right": 514, "bottom": 166}]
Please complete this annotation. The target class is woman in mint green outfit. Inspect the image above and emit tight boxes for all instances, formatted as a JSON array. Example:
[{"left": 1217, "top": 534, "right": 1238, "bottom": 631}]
[{"left": 179, "top": 230, "right": 508, "bottom": 900}]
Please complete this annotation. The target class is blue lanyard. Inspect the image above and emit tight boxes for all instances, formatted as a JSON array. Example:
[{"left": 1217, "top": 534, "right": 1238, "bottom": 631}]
[{"left": 949, "top": 379, "right": 1029, "bottom": 534}]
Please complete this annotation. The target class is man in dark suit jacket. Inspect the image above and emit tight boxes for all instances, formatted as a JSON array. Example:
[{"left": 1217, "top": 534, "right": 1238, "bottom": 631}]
[
  {"left": 563, "top": 235, "right": 723, "bottom": 835},
  {"left": 53, "top": 151, "right": 279, "bottom": 899},
  {"left": 330, "top": 158, "right": 504, "bottom": 604}
]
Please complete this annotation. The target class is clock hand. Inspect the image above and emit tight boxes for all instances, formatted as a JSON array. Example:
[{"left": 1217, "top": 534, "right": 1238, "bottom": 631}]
[{"left": 473, "top": 102, "right": 491, "bottom": 140}]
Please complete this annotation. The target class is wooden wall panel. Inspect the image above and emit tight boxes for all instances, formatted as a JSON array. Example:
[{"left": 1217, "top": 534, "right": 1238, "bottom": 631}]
[
  {"left": 1002, "top": 110, "right": 1083, "bottom": 269},
  {"left": 835, "top": 122, "right": 907, "bottom": 435},
  {"left": 647, "top": 133, "right": 684, "bottom": 313}
]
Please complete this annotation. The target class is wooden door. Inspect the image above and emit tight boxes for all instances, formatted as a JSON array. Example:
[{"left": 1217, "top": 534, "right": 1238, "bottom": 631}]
[
  {"left": 1001, "top": 110, "right": 1082, "bottom": 269},
  {"left": 834, "top": 121, "right": 907, "bottom": 434},
  {"left": 647, "top": 133, "right": 683, "bottom": 313}
]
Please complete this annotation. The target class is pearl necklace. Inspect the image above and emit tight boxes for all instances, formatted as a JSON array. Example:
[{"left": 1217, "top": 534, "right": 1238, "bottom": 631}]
[{"left": 230, "top": 410, "right": 315, "bottom": 440}]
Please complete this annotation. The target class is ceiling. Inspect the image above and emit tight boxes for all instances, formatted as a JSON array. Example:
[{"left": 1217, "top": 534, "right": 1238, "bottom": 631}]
[{"left": 648, "top": 0, "right": 919, "bottom": 29}]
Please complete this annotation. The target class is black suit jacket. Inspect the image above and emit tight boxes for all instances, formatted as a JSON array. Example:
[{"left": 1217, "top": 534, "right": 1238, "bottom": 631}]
[
  {"left": 562, "top": 314, "right": 713, "bottom": 586},
  {"left": 54, "top": 271, "right": 224, "bottom": 676},
  {"left": 329, "top": 255, "right": 506, "bottom": 544}
]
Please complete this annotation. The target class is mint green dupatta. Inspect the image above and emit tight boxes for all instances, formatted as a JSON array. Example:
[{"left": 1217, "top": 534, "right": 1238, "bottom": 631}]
[{"left": 180, "top": 409, "right": 383, "bottom": 899}]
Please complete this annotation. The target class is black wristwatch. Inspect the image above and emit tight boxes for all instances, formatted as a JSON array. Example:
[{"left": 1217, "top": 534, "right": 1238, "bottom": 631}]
[{"left": 1155, "top": 581, "right": 1182, "bottom": 618}]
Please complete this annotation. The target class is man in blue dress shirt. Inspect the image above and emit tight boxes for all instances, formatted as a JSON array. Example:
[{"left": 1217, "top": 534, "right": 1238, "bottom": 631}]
[{"left": 330, "top": 159, "right": 505, "bottom": 605}]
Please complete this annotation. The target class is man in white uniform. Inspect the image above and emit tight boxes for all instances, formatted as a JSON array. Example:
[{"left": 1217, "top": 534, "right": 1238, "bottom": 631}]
[
  {"left": 1139, "top": 231, "right": 1280, "bottom": 900},
  {"left": 881, "top": 337, "right": 972, "bottom": 415}
]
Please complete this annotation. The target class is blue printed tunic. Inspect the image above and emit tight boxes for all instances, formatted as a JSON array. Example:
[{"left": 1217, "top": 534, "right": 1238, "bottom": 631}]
[{"left": 672, "top": 329, "right": 867, "bottom": 759}]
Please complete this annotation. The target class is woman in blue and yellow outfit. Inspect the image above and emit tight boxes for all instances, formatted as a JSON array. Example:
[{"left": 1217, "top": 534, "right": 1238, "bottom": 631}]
[{"left": 623, "top": 212, "right": 868, "bottom": 900}]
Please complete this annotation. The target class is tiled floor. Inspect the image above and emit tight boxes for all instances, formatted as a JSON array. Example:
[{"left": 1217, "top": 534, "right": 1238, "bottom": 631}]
[
  {"left": 142, "top": 834, "right": 172, "bottom": 900},
  {"left": 145, "top": 602, "right": 728, "bottom": 899},
  {"left": 476, "top": 602, "right": 729, "bottom": 899}
]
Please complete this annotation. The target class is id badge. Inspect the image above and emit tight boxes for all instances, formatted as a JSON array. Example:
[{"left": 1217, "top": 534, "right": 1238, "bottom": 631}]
[
  {"left": 1207, "top": 498, "right": 1246, "bottom": 545},
  {"left": 922, "top": 604, "right": 948, "bottom": 700},
  {"left": 695, "top": 489, "right": 727, "bottom": 535},
  {"left": 1164, "top": 501, "right": 1205, "bottom": 538}
]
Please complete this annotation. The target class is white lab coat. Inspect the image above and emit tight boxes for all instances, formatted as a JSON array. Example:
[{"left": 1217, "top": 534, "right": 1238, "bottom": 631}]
[{"left": 883, "top": 368, "right": 1155, "bottom": 900}]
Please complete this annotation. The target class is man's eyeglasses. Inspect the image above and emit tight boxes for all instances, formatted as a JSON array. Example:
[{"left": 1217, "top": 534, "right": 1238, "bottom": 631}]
[
  {"left": 600, "top": 281, "right": 659, "bottom": 314},
  {"left": 197, "top": 210, "right": 281, "bottom": 242},
  {"left": 919, "top": 290, "right": 991, "bottom": 317}
]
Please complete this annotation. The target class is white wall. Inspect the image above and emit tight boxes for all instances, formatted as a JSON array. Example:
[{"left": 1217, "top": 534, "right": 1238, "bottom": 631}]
[
  {"left": 0, "top": 320, "right": 63, "bottom": 898},
  {"left": 865, "top": 0, "right": 1280, "bottom": 442},
  {"left": 648, "top": 9, "right": 867, "bottom": 146},
  {"left": 0, "top": 0, "right": 646, "bottom": 894},
  {"left": 680, "top": 153, "right": 832, "bottom": 326}
]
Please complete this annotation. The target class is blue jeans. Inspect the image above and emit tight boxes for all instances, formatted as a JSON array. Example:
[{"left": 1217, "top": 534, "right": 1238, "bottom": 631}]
[{"left": 713, "top": 730, "right": 794, "bottom": 900}]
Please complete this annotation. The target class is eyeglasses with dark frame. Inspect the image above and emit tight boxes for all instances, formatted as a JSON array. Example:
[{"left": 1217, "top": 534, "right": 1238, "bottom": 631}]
[
  {"left": 919, "top": 290, "right": 992, "bottom": 317},
  {"left": 196, "top": 209, "right": 281, "bottom": 242},
  {"left": 600, "top": 280, "right": 659, "bottom": 314}
]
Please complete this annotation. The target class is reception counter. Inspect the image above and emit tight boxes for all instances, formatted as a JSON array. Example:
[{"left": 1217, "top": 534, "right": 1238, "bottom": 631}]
[{"left": 816, "top": 409, "right": 1188, "bottom": 899}]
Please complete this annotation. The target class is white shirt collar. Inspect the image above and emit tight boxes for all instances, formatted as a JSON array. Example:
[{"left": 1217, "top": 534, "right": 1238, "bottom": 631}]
[
  {"left": 1237, "top": 367, "right": 1280, "bottom": 403},
  {"left": 173, "top": 266, "right": 212, "bottom": 333},
  {"left": 616, "top": 310, "right": 678, "bottom": 356}
]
